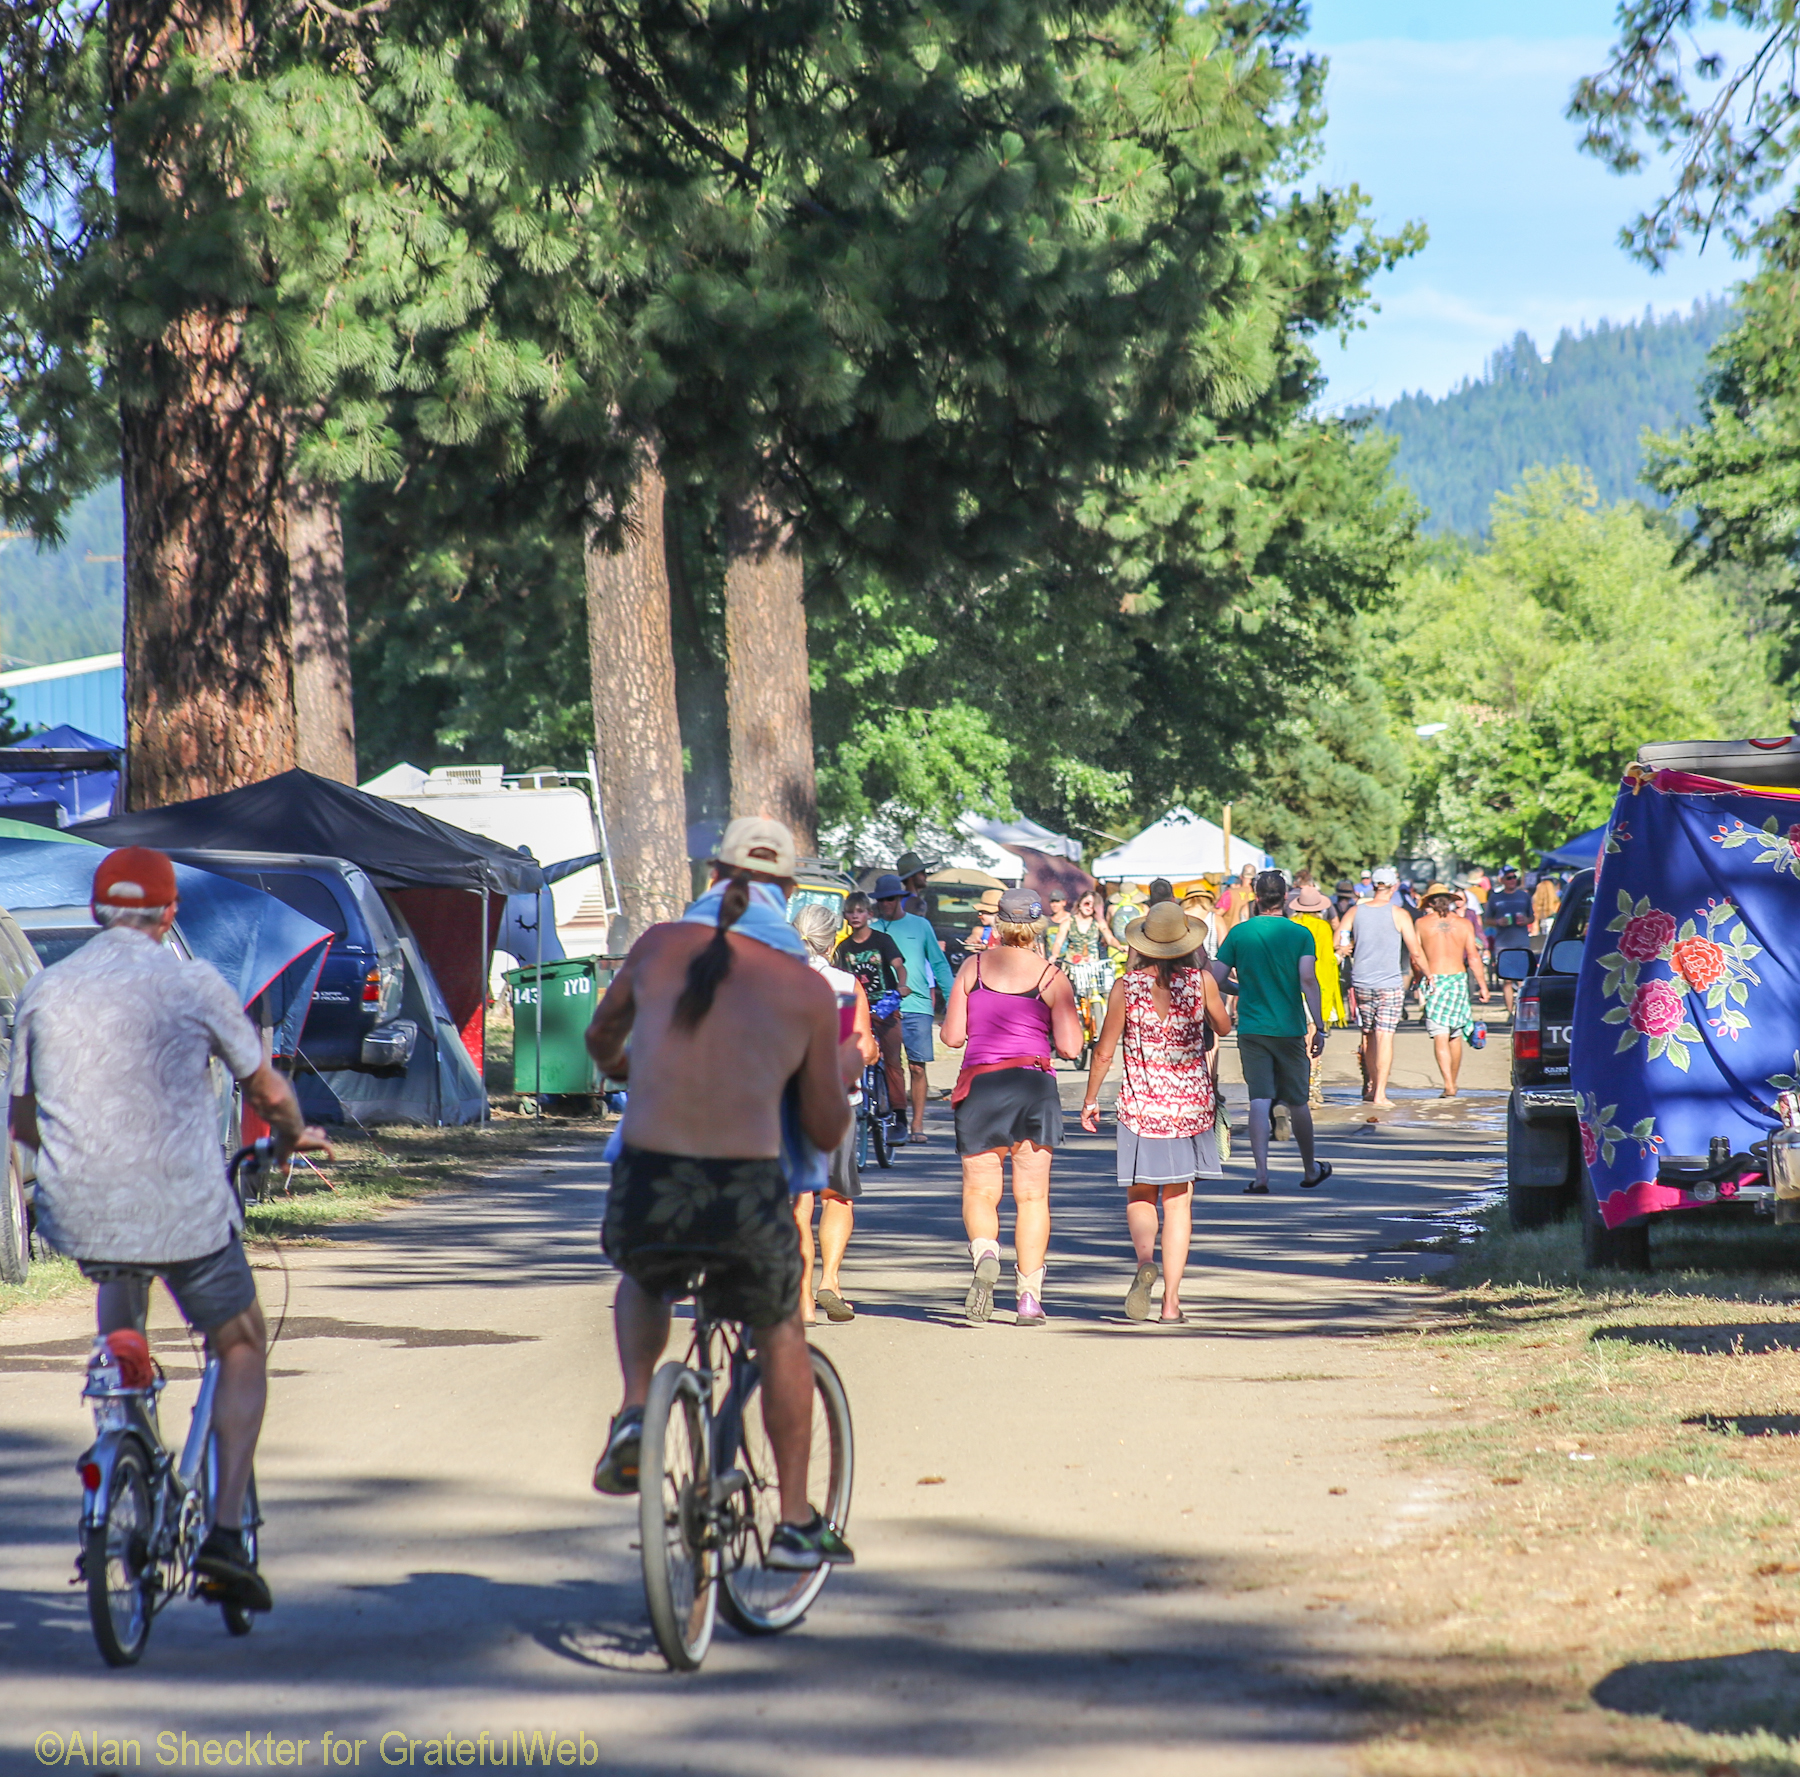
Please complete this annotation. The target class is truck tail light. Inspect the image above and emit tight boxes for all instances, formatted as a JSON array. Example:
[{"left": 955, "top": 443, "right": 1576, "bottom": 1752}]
[
  {"left": 362, "top": 966, "right": 381, "bottom": 1004},
  {"left": 1514, "top": 993, "right": 1540, "bottom": 1060}
]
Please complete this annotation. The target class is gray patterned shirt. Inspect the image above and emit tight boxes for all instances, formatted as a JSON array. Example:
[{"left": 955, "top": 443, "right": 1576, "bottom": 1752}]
[{"left": 8, "top": 925, "right": 264, "bottom": 1263}]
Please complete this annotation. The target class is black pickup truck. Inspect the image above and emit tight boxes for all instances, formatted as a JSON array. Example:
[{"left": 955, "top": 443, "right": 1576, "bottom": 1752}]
[{"left": 1499, "top": 868, "right": 1594, "bottom": 1229}]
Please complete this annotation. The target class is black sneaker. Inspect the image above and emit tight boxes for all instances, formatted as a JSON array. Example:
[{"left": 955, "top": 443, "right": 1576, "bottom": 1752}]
[
  {"left": 193, "top": 1526, "right": 272, "bottom": 1612},
  {"left": 592, "top": 1407, "right": 644, "bottom": 1496},
  {"left": 765, "top": 1510, "right": 855, "bottom": 1572}
]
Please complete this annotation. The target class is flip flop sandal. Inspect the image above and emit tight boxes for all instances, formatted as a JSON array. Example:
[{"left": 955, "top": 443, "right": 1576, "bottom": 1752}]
[
  {"left": 815, "top": 1287, "right": 856, "bottom": 1323},
  {"left": 1242, "top": 1182, "right": 1270, "bottom": 1195},
  {"left": 1300, "top": 1161, "right": 1334, "bottom": 1190},
  {"left": 1124, "top": 1261, "right": 1160, "bottom": 1322}
]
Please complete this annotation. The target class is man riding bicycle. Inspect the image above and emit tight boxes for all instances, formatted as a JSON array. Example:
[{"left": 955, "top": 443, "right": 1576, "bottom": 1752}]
[
  {"left": 585, "top": 818, "right": 858, "bottom": 1571},
  {"left": 6, "top": 848, "right": 330, "bottom": 1612}
]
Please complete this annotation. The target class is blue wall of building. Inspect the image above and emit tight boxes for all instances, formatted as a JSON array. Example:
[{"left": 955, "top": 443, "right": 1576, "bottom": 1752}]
[{"left": 2, "top": 662, "right": 125, "bottom": 745}]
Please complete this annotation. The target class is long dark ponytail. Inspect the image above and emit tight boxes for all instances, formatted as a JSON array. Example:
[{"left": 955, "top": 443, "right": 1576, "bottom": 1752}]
[{"left": 673, "top": 870, "right": 753, "bottom": 1029}]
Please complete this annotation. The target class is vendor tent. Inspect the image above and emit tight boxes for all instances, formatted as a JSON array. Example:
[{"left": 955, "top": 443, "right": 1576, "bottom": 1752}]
[
  {"left": 1091, "top": 808, "right": 1269, "bottom": 881},
  {"left": 0, "top": 724, "right": 120, "bottom": 826},
  {"left": 1540, "top": 824, "right": 1608, "bottom": 871},
  {"left": 77, "top": 770, "right": 541, "bottom": 1076},
  {"left": 960, "top": 813, "right": 1082, "bottom": 863},
  {"left": 0, "top": 833, "right": 331, "bottom": 1053}
]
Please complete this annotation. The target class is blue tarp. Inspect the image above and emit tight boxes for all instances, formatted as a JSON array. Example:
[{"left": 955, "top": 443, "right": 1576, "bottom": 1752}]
[
  {"left": 1572, "top": 772, "right": 1800, "bottom": 1227},
  {"left": 0, "top": 723, "right": 119, "bottom": 825},
  {"left": 0, "top": 834, "right": 332, "bottom": 1054},
  {"left": 1541, "top": 824, "right": 1609, "bottom": 871}
]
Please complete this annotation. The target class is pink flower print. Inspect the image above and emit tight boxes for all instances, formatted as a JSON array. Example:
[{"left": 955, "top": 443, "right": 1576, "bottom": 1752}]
[
  {"left": 1670, "top": 936, "right": 1726, "bottom": 991},
  {"left": 1627, "top": 979, "right": 1685, "bottom": 1039},
  {"left": 1579, "top": 1120, "right": 1598, "bottom": 1167},
  {"left": 1618, "top": 910, "right": 1677, "bottom": 962},
  {"left": 1789, "top": 824, "right": 1800, "bottom": 859}
]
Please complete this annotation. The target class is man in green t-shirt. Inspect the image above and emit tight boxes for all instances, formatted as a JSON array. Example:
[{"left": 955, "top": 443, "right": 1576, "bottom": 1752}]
[{"left": 1215, "top": 871, "right": 1330, "bottom": 1194}]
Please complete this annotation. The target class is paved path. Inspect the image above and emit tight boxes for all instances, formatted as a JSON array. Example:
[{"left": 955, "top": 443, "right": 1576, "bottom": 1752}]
[{"left": 0, "top": 1045, "right": 1501, "bottom": 1776}]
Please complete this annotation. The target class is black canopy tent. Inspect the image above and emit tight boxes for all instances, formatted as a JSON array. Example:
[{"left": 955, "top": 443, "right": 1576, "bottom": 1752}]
[{"left": 78, "top": 772, "right": 546, "bottom": 1118}]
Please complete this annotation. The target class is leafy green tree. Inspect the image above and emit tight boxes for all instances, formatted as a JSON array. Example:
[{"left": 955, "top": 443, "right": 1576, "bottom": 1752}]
[
  {"left": 1233, "top": 650, "right": 1406, "bottom": 880},
  {"left": 1373, "top": 466, "right": 1788, "bottom": 864}
]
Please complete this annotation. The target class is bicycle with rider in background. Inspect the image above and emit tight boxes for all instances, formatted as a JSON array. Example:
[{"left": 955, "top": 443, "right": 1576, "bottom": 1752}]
[{"left": 1050, "top": 889, "right": 1128, "bottom": 1067}]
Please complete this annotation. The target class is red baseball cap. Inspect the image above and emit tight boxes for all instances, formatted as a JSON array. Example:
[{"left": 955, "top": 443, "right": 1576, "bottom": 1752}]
[{"left": 92, "top": 847, "right": 178, "bottom": 910}]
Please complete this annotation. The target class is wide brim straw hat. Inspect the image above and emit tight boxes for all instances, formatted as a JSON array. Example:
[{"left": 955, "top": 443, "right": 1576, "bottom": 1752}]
[
  {"left": 1422, "top": 881, "right": 1455, "bottom": 902},
  {"left": 1125, "top": 900, "right": 1208, "bottom": 959}
]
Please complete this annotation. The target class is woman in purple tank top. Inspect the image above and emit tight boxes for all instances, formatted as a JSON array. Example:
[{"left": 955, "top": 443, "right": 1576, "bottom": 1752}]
[{"left": 940, "top": 886, "right": 1084, "bottom": 1325}]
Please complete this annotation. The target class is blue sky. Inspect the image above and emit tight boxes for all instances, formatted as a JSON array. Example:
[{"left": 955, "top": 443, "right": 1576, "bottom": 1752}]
[{"left": 1308, "top": 0, "right": 1740, "bottom": 407}]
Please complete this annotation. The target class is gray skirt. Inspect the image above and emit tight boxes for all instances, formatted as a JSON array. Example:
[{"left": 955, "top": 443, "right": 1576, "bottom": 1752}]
[
  {"left": 827, "top": 1123, "right": 862, "bottom": 1200},
  {"left": 1116, "top": 1124, "right": 1222, "bottom": 1186}
]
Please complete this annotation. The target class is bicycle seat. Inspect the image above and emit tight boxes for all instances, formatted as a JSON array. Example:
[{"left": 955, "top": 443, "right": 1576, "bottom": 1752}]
[{"left": 630, "top": 1242, "right": 740, "bottom": 1299}]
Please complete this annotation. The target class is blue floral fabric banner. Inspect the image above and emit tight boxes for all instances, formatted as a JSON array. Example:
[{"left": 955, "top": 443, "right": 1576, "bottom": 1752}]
[{"left": 1573, "top": 772, "right": 1800, "bottom": 1226}]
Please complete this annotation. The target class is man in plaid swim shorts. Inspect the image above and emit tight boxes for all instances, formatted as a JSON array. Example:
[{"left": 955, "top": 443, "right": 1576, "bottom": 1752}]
[{"left": 1335, "top": 867, "right": 1426, "bottom": 1108}]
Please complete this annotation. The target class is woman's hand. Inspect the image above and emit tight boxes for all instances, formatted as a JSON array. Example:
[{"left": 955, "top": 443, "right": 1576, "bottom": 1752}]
[{"left": 1080, "top": 1100, "right": 1101, "bottom": 1134}]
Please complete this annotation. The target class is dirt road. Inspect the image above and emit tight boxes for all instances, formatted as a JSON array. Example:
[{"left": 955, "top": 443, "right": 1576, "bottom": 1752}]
[{"left": 0, "top": 1037, "right": 1501, "bottom": 1775}]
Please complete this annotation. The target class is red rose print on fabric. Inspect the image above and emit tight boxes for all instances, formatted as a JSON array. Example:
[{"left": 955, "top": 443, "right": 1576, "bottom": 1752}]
[
  {"left": 1628, "top": 979, "right": 1685, "bottom": 1039},
  {"left": 1618, "top": 910, "right": 1677, "bottom": 962}
]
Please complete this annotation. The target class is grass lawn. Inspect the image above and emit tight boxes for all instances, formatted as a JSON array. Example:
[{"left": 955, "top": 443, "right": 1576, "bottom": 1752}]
[{"left": 1346, "top": 1206, "right": 1800, "bottom": 1775}]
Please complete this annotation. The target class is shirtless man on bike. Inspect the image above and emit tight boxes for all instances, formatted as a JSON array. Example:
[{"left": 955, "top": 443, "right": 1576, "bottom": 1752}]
[
  {"left": 585, "top": 818, "right": 857, "bottom": 1571},
  {"left": 7, "top": 848, "right": 330, "bottom": 1612}
]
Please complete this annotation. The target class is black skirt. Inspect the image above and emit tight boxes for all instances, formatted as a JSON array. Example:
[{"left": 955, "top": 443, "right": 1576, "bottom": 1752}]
[{"left": 954, "top": 1068, "right": 1064, "bottom": 1157}]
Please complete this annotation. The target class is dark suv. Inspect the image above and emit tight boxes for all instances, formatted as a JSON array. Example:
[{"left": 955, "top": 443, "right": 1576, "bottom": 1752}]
[
  {"left": 168, "top": 852, "right": 416, "bottom": 1075},
  {"left": 1497, "top": 868, "right": 1593, "bottom": 1229}
]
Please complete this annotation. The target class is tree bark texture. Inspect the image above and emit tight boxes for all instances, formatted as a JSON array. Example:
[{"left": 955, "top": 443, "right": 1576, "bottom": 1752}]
[
  {"left": 585, "top": 443, "right": 691, "bottom": 943},
  {"left": 111, "top": 0, "right": 296, "bottom": 808},
  {"left": 723, "top": 485, "right": 817, "bottom": 854},
  {"left": 287, "top": 467, "right": 357, "bottom": 783}
]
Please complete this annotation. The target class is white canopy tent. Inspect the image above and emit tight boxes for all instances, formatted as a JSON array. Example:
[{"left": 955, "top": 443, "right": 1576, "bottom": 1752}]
[
  {"left": 959, "top": 812, "right": 1082, "bottom": 862},
  {"left": 1091, "top": 807, "right": 1269, "bottom": 881}
]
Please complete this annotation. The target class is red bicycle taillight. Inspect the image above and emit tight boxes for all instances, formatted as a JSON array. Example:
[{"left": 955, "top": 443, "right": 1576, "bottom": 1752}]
[
  {"left": 79, "top": 1462, "right": 101, "bottom": 1492},
  {"left": 362, "top": 966, "right": 381, "bottom": 1004}
]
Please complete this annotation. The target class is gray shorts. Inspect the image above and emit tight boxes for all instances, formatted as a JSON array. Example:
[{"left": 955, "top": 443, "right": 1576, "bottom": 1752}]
[
  {"left": 1238, "top": 1033, "right": 1309, "bottom": 1108},
  {"left": 78, "top": 1233, "right": 258, "bottom": 1334}
]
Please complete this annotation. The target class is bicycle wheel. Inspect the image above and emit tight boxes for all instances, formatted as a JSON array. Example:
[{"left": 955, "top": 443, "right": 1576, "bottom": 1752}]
[
  {"left": 638, "top": 1362, "right": 717, "bottom": 1671},
  {"left": 868, "top": 1070, "right": 894, "bottom": 1169},
  {"left": 85, "top": 1444, "right": 156, "bottom": 1667},
  {"left": 221, "top": 1471, "right": 260, "bottom": 1638},
  {"left": 720, "top": 1345, "right": 854, "bottom": 1635}
]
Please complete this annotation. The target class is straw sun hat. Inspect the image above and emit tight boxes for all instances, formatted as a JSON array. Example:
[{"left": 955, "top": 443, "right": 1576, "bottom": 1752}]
[{"left": 1124, "top": 900, "right": 1208, "bottom": 959}]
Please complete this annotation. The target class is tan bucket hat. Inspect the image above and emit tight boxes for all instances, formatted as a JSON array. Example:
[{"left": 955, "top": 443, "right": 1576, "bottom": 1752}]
[
  {"left": 716, "top": 816, "right": 797, "bottom": 878},
  {"left": 1125, "top": 900, "right": 1208, "bottom": 959},
  {"left": 1422, "top": 881, "right": 1455, "bottom": 904}
]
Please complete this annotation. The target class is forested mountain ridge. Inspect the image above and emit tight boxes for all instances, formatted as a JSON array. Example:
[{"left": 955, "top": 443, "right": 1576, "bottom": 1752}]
[
  {"left": 1368, "top": 300, "right": 1733, "bottom": 535},
  {"left": 0, "top": 482, "right": 123, "bottom": 667}
]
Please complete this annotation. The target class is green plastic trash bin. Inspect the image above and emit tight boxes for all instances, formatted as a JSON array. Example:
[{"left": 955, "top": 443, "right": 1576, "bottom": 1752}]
[{"left": 504, "top": 957, "right": 616, "bottom": 1097}]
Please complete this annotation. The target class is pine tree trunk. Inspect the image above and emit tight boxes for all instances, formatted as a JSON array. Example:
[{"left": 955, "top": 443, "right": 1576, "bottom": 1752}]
[
  {"left": 723, "top": 483, "right": 817, "bottom": 853},
  {"left": 585, "top": 442, "right": 690, "bottom": 944},
  {"left": 287, "top": 468, "right": 358, "bottom": 784},
  {"left": 111, "top": 0, "right": 295, "bottom": 809}
]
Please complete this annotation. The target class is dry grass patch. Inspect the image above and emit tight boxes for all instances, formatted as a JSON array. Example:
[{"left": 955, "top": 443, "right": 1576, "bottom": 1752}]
[{"left": 1336, "top": 1225, "right": 1800, "bottom": 1775}]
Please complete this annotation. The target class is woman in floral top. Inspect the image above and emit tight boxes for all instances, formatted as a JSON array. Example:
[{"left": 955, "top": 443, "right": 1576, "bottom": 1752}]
[{"left": 1080, "top": 901, "right": 1232, "bottom": 1322}]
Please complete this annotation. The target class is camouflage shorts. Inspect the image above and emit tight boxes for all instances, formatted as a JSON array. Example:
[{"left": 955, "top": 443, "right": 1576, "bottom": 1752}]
[{"left": 602, "top": 1145, "right": 802, "bottom": 1329}]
